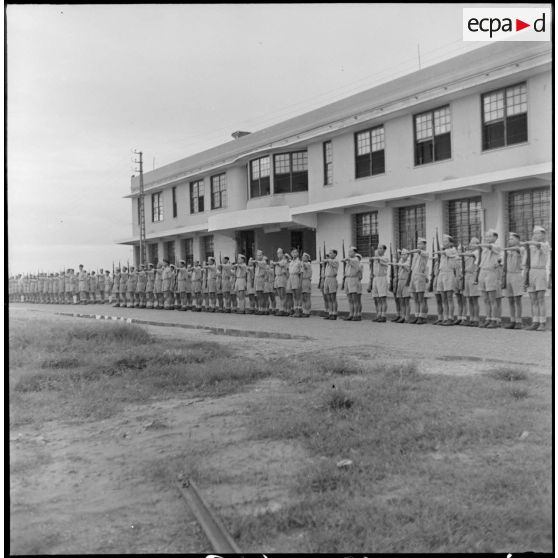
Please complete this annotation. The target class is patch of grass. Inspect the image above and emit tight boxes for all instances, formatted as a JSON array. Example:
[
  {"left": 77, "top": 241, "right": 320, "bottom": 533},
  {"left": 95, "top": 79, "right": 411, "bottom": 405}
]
[
  {"left": 508, "top": 387, "right": 529, "bottom": 400},
  {"left": 65, "top": 322, "right": 152, "bottom": 344},
  {"left": 239, "top": 356, "right": 551, "bottom": 552},
  {"left": 40, "top": 357, "right": 80, "bottom": 369},
  {"left": 489, "top": 366, "right": 528, "bottom": 382}
]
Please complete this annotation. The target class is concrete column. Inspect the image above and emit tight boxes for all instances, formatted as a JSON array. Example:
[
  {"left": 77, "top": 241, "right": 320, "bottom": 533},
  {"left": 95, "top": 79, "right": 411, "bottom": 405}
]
[
  {"left": 377, "top": 206, "right": 394, "bottom": 248},
  {"left": 425, "top": 198, "right": 444, "bottom": 243},
  {"left": 157, "top": 241, "right": 165, "bottom": 263}
]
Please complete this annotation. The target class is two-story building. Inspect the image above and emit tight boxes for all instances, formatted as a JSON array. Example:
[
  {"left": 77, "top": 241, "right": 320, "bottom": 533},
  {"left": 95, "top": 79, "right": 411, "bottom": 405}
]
[{"left": 119, "top": 41, "right": 552, "bottom": 284}]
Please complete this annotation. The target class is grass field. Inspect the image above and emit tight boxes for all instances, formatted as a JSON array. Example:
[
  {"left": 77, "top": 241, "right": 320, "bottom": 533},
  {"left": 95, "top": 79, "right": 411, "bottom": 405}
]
[{"left": 9, "top": 314, "right": 552, "bottom": 553}]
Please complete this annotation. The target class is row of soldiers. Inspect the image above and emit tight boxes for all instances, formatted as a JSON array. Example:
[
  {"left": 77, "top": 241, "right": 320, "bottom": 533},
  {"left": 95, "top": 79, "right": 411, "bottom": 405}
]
[{"left": 9, "top": 226, "right": 551, "bottom": 329}]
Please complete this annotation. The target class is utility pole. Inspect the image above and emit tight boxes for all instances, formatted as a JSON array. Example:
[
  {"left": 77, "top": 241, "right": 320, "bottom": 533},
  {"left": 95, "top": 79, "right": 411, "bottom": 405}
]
[{"left": 133, "top": 150, "right": 146, "bottom": 267}]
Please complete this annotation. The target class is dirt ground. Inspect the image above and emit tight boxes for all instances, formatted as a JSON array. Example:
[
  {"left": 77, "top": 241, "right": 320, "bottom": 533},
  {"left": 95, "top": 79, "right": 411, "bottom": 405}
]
[{"left": 9, "top": 310, "right": 552, "bottom": 554}]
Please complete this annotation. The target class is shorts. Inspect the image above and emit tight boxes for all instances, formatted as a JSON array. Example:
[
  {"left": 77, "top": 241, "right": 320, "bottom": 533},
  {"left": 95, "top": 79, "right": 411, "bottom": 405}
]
[
  {"left": 372, "top": 275, "right": 388, "bottom": 298},
  {"left": 254, "top": 277, "right": 265, "bottom": 291},
  {"left": 207, "top": 278, "right": 217, "bottom": 293},
  {"left": 221, "top": 280, "right": 231, "bottom": 293},
  {"left": 505, "top": 272, "right": 523, "bottom": 297},
  {"left": 463, "top": 273, "right": 480, "bottom": 297},
  {"left": 346, "top": 276, "right": 360, "bottom": 294},
  {"left": 453, "top": 273, "right": 464, "bottom": 294},
  {"left": 264, "top": 282, "right": 273, "bottom": 294},
  {"left": 192, "top": 280, "right": 202, "bottom": 294},
  {"left": 288, "top": 275, "right": 301, "bottom": 291},
  {"left": 409, "top": 273, "right": 427, "bottom": 294},
  {"left": 301, "top": 278, "right": 312, "bottom": 294},
  {"left": 528, "top": 268, "right": 547, "bottom": 293},
  {"left": 477, "top": 269, "right": 498, "bottom": 293},
  {"left": 396, "top": 281, "right": 410, "bottom": 299},
  {"left": 323, "top": 277, "right": 338, "bottom": 295},
  {"left": 274, "top": 275, "right": 287, "bottom": 289},
  {"left": 235, "top": 278, "right": 246, "bottom": 292},
  {"left": 437, "top": 271, "right": 456, "bottom": 292}
]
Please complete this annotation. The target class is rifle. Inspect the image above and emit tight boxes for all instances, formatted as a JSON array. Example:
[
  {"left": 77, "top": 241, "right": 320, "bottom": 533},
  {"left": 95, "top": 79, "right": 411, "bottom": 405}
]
[
  {"left": 406, "top": 252, "right": 414, "bottom": 288},
  {"left": 428, "top": 238, "right": 435, "bottom": 293},
  {"left": 523, "top": 241, "right": 531, "bottom": 291},
  {"left": 318, "top": 246, "right": 324, "bottom": 290},
  {"left": 389, "top": 243, "right": 394, "bottom": 292},
  {"left": 501, "top": 241, "right": 507, "bottom": 290},
  {"left": 341, "top": 240, "right": 346, "bottom": 290},
  {"left": 473, "top": 244, "right": 482, "bottom": 285},
  {"left": 460, "top": 244, "right": 466, "bottom": 292}
]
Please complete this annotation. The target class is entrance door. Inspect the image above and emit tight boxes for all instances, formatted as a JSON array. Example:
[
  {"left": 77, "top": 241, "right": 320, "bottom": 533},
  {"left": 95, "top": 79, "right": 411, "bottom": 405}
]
[{"left": 237, "top": 230, "right": 255, "bottom": 261}]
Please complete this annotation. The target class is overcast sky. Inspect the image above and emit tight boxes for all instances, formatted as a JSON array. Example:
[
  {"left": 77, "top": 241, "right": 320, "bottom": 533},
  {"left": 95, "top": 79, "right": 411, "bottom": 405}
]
[{"left": 8, "top": 3, "right": 541, "bottom": 274}]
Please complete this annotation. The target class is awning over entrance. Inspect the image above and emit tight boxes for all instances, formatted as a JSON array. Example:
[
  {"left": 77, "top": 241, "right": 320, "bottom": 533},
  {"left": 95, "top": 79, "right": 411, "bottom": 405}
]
[
  {"left": 116, "top": 223, "right": 208, "bottom": 245},
  {"left": 208, "top": 206, "right": 317, "bottom": 232}
]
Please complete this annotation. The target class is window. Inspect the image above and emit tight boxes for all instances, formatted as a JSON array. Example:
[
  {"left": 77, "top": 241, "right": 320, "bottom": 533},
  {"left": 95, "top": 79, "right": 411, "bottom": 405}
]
[
  {"left": 355, "top": 126, "right": 385, "bottom": 178},
  {"left": 172, "top": 187, "right": 177, "bottom": 218},
  {"left": 448, "top": 197, "right": 482, "bottom": 248},
  {"left": 190, "top": 180, "right": 204, "bottom": 214},
  {"left": 201, "top": 235, "right": 214, "bottom": 260},
  {"left": 250, "top": 156, "right": 271, "bottom": 198},
  {"left": 414, "top": 106, "right": 451, "bottom": 165},
  {"left": 182, "top": 238, "right": 194, "bottom": 266},
  {"left": 274, "top": 151, "right": 308, "bottom": 194},
  {"left": 482, "top": 83, "right": 527, "bottom": 150},
  {"left": 211, "top": 173, "right": 227, "bottom": 209},
  {"left": 148, "top": 243, "right": 158, "bottom": 266},
  {"left": 398, "top": 205, "right": 426, "bottom": 249},
  {"left": 165, "top": 240, "right": 175, "bottom": 263},
  {"left": 323, "top": 141, "right": 333, "bottom": 185},
  {"left": 354, "top": 212, "right": 379, "bottom": 257},
  {"left": 508, "top": 187, "right": 551, "bottom": 241},
  {"left": 151, "top": 192, "right": 163, "bottom": 222}
]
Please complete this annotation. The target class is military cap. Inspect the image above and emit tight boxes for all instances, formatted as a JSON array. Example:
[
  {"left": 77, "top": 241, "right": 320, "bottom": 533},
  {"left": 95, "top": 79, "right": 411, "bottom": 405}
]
[
  {"left": 179, "top": 260, "right": 186, "bottom": 265},
  {"left": 79, "top": 264, "right": 84, "bottom": 268},
  {"left": 330, "top": 249, "right": 338, "bottom": 256},
  {"left": 417, "top": 237, "right": 426, "bottom": 243},
  {"left": 238, "top": 254, "right": 246, "bottom": 261},
  {"left": 533, "top": 225, "right": 546, "bottom": 233},
  {"left": 148, "top": 263, "right": 154, "bottom": 268},
  {"left": 486, "top": 229, "right": 498, "bottom": 237},
  {"left": 509, "top": 232, "right": 520, "bottom": 239},
  {"left": 170, "top": 263, "right": 176, "bottom": 269}
]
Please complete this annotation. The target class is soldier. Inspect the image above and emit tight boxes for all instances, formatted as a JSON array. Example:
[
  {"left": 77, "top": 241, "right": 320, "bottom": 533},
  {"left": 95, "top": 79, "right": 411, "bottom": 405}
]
[
  {"left": 284, "top": 253, "right": 294, "bottom": 316},
  {"left": 264, "top": 257, "right": 275, "bottom": 315},
  {"left": 245, "top": 258, "right": 256, "bottom": 314},
  {"left": 230, "top": 261, "right": 238, "bottom": 313},
  {"left": 136, "top": 264, "right": 147, "bottom": 308},
  {"left": 77, "top": 265, "right": 87, "bottom": 304},
  {"left": 252, "top": 250, "right": 266, "bottom": 314},
  {"left": 407, "top": 237, "right": 429, "bottom": 324},
  {"left": 177, "top": 260, "right": 188, "bottom": 310},
  {"left": 88, "top": 271, "right": 96, "bottom": 305},
  {"left": 119, "top": 266, "right": 129, "bottom": 307},
  {"left": 161, "top": 260, "right": 172, "bottom": 310},
  {"left": 477, "top": 229, "right": 502, "bottom": 329},
  {"left": 461, "top": 238, "right": 481, "bottom": 327},
  {"left": 70, "top": 268, "right": 79, "bottom": 304},
  {"left": 154, "top": 263, "right": 163, "bottom": 309},
  {"left": 112, "top": 268, "right": 121, "bottom": 307},
  {"left": 205, "top": 256, "right": 218, "bottom": 312},
  {"left": 288, "top": 248, "right": 303, "bottom": 318},
  {"left": 233, "top": 254, "right": 248, "bottom": 314},
  {"left": 104, "top": 269, "right": 112, "bottom": 304},
  {"left": 215, "top": 261, "right": 224, "bottom": 312},
  {"left": 501, "top": 232, "right": 524, "bottom": 329},
  {"left": 272, "top": 249, "right": 288, "bottom": 316},
  {"left": 185, "top": 263, "right": 193, "bottom": 311},
  {"left": 323, "top": 248, "right": 339, "bottom": 320},
  {"left": 301, "top": 252, "right": 313, "bottom": 318},
  {"left": 391, "top": 249, "right": 411, "bottom": 323},
  {"left": 125, "top": 266, "right": 135, "bottom": 308},
  {"left": 145, "top": 263, "right": 155, "bottom": 309},
  {"left": 220, "top": 257, "right": 232, "bottom": 313},
  {"left": 433, "top": 235, "right": 458, "bottom": 326},
  {"left": 191, "top": 261, "right": 203, "bottom": 311},
  {"left": 342, "top": 246, "right": 361, "bottom": 321},
  {"left": 169, "top": 263, "right": 177, "bottom": 310},
  {"left": 369, "top": 245, "right": 389, "bottom": 322},
  {"left": 521, "top": 225, "right": 551, "bottom": 331},
  {"left": 453, "top": 247, "right": 466, "bottom": 325}
]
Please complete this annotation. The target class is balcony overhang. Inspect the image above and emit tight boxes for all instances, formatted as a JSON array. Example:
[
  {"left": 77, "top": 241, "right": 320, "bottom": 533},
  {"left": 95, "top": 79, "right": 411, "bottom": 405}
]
[
  {"left": 207, "top": 205, "right": 317, "bottom": 232},
  {"left": 116, "top": 223, "right": 208, "bottom": 245},
  {"left": 291, "top": 162, "right": 552, "bottom": 216}
]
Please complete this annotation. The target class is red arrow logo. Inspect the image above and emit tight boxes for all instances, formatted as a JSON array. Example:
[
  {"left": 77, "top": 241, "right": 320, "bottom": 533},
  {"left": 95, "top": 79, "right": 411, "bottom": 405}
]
[{"left": 516, "top": 18, "right": 530, "bottom": 31}]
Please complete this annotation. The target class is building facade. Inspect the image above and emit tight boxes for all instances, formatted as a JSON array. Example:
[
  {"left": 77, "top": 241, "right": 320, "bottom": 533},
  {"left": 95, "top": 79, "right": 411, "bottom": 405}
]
[{"left": 119, "top": 42, "right": 552, "bottom": 284}]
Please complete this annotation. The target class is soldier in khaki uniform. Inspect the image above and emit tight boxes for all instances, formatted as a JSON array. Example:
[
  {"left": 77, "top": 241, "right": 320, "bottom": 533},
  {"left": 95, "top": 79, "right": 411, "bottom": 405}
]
[
  {"left": 104, "top": 270, "right": 112, "bottom": 304},
  {"left": 407, "top": 237, "right": 429, "bottom": 324},
  {"left": 391, "top": 249, "right": 412, "bottom": 323},
  {"left": 125, "top": 266, "right": 136, "bottom": 308},
  {"left": 136, "top": 264, "right": 147, "bottom": 308},
  {"left": 154, "top": 263, "right": 163, "bottom": 309},
  {"left": 215, "top": 262, "right": 224, "bottom": 312},
  {"left": 191, "top": 261, "right": 203, "bottom": 311},
  {"left": 263, "top": 257, "right": 275, "bottom": 315},
  {"left": 119, "top": 266, "right": 129, "bottom": 307},
  {"left": 522, "top": 225, "right": 551, "bottom": 331},
  {"left": 477, "top": 229, "right": 503, "bottom": 329},
  {"left": 323, "top": 249, "right": 339, "bottom": 320},
  {"left": 272, "top": 249, "right": 288, "bottom": 316},
  {"left": 461, "top": 238, "right": 481, "bottom": 327},
  {"left": 220, "top": 257, "right": 232, "bottom": 313},
  {"left": 341, "top": 246, "right": 360, "bottom": 321},
  {"left": 301, "top": 252, "right": 312, "bottom": 318},
  {"left": 145, "top": 263, "right": 155, "bottom": 309},
  {"left": 111, "top": 268, "right": 121, "bottom": 306},
  {"left": 369, "top": 245, "right": 389, "bottom": 322},
  {"left": 162, "top": 260, "right": 173, "bottom": 310},
  {"left": 232, "top": 254, "right": 248, "bottom": 314},
  {"left": 177, "top": 260, "right": 188, "bottom": 311},
  {"left": 205, "top": 257, "right": 217, "bottom": 312}
]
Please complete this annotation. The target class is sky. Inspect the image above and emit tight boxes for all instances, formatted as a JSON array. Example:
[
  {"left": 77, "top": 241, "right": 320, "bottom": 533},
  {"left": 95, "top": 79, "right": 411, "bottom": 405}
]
[{"left": 7, "top": 3, "right": 542, "bottom": 274}]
